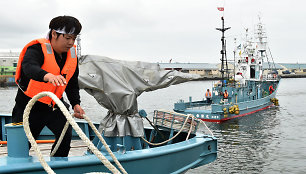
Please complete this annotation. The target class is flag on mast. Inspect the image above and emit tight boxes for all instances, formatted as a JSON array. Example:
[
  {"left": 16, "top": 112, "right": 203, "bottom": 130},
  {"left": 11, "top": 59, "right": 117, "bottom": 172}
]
[{"left": 217, "top": 7, "right": 224, "bottom": 11}]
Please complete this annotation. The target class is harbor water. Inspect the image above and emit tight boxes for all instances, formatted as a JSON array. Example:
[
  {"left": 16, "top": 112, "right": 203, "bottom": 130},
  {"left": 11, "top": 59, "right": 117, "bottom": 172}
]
[{"left": 1, "top": 78, "right": 305, "bottom": 173}]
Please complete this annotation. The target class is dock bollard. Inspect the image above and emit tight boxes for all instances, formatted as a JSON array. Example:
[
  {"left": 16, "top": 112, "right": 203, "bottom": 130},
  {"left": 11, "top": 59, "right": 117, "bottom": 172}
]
[{"left": 5, "top": 123, "right": 29, "bottom": 158}]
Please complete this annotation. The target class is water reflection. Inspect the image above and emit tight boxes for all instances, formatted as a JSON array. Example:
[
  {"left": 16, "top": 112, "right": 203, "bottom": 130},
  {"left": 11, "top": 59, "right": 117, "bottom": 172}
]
[{"left": 191, "top": 107, "right": 280, "bottom": 174}]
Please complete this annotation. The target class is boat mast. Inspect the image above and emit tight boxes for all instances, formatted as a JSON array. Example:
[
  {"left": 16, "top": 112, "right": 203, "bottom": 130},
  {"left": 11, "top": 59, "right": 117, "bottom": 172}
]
[
  {"left": 216, "top": 16, "right": 231, "bottom": 86},
  {"left": 77, "top": 35, "right": 81, "bottom": 58}
]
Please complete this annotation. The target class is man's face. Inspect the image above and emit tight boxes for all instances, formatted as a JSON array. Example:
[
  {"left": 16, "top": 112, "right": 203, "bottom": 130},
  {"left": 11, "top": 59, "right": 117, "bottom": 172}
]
[{"left": 51, "top": 30, "right": 76, "bottom": 54}]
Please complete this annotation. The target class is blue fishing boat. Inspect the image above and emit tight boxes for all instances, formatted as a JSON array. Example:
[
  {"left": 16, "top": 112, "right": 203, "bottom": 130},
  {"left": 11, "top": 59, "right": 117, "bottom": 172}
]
[
  {"left": 174, "top": 17, "right": 280, "bottom": 122},
  {"left": 0, "top": 110, "right": 216, "bottom": 174},
  {"left": 0, "top": 54, "right": 217, "bottom": 173}
]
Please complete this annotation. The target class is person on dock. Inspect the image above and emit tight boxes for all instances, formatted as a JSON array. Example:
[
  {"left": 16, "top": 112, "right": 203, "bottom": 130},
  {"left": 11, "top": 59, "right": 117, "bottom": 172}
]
[
  {"left": 223, "top": 89, "right": 229, "bottom": 103},
  {"left": 269, "top": 85, "right": 275, "bottom": 94},
  {"left": 205, "top": 89, "right": 212, "bottom": 103},
  {"left": 12, "top": 15, "right": 85, "bottom": 157}
]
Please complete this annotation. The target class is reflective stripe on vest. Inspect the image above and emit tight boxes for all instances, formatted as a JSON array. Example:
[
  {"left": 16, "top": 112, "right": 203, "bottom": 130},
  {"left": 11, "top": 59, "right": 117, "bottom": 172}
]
[
  {"left": 45, "top": 43, "right": 53, "bottom": 54},
  {"left": 15, "top": 38, "right": 77, "bottom": 105}
]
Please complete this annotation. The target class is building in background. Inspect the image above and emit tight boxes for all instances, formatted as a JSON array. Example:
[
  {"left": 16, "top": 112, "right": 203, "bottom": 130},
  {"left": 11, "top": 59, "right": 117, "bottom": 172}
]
[
  {"left": 1, "top": 52, "right": 306, "bottom": 85},
  {"left": 159, "top": 62, "right": 306, "bottom": 78},
  {"left": 158, "top": 63, "right": 220, "bottom": 78},
  {"left": 279, "top": 63, "right": 306, "bottom": 74},
  {"left": 262, "top": 62, "right": 284, "bottom": 75},
  {"left": 0, "top": 51, "right": 19, "bottom": 75},
  {"left": 0, "top": 51, "right": 19, "bottom": 86}
]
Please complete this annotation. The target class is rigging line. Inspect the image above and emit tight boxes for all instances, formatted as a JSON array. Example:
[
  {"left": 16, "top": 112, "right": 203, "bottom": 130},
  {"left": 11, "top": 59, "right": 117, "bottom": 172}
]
[
  {"left": 268, "top": 47, "right": 277, "bottom": 70},
  {"left": 266, "top": 49, "right": 275, "bottom": 72},
  {"left": 266, "top": 51, "right": 272, "bottom": 71},
  {"left": 224, "top": 39, "right": 229, "bottom": 79}
]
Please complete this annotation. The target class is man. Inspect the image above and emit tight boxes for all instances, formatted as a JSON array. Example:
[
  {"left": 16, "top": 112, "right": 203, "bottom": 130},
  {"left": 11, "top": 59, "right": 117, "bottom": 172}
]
[
  {"left": 223, "top": 89, "right": 229, "bottom": 103},
  {"left": 12, "top": 15, "right": 85, "bottom": 157},
  {"left": 205, "top": 89, "right": 212, "bottom": 103},
  {"left": 269, "top": 85, "right": 274, "bottom": 94}
]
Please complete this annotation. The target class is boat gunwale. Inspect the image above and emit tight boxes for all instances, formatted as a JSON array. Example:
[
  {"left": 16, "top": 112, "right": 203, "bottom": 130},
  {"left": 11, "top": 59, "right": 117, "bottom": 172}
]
[{"left": 0, "top": 130, "right": 217, "bottom": 173}]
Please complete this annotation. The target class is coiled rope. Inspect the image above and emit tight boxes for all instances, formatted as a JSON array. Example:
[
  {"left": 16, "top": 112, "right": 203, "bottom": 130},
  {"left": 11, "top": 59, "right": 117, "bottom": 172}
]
[
  {"left": 141, "top": 113, "right": 214, "bottom": 146},
  {"left": 23, "top": 91, "right": 127, "bottom": 174}
]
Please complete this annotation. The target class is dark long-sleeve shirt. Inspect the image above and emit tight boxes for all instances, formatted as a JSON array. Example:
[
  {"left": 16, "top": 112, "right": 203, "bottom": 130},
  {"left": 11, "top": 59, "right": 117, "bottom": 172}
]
[{"left": 15, "top": 43, "right": 80, "bottom": 108}]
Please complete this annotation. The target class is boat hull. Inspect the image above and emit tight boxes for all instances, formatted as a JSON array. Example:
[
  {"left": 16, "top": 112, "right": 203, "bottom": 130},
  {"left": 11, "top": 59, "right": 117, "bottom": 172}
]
[
  {"left": 0, "top": 114, "right": 217, "bottom": 174},
  {"left": 0, "top": 133, "right": 216, "bottom": 174},
  {"left": 182, "top": 101, "right": 274, "bottom": 123},
  {"left": 174, "top": 87, "right": 278, "bottom": 123}
]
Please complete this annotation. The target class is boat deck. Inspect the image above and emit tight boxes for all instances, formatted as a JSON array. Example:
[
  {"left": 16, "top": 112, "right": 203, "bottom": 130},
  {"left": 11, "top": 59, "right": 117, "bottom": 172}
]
[{"left": 0, "top": 140, "right": 88, "bottom": 157}]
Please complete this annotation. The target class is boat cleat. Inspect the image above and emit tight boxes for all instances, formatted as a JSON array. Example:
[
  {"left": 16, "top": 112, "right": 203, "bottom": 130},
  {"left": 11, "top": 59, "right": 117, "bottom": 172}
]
[{"left": 116, "top": 144, "right": 126, "bottom": 154}]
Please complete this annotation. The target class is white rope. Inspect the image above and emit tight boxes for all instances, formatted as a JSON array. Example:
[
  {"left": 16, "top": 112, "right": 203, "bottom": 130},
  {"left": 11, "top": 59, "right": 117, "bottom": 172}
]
[
  {"left": 83, "top": 114, "right": 127, "bottom": 174},
  {"left": 198, "top": 119, "right": 214, "bottom": 137},
  {"left": 142, "top": 113, "right": 214, "bottom": 146},
  {"left": 160, "top": 109, "right": 214, "bottom": 137},
  {"left": 185, "top": 115, "right": 194, "bottom": 141},
  {"left": 23, "top": 94, "right": 56, "bottom": 174},
  {"left": 50, "top": 121, "right": 70, "bottom": 157},
  {"left": 23, "top": 92, "right": 123, "bottom": 174},
  {"left": 48, "top": 114, "right": 127, "bottom": 173},
  {"left": 141, "top": 114, "right": 192, "bottom": 146}
]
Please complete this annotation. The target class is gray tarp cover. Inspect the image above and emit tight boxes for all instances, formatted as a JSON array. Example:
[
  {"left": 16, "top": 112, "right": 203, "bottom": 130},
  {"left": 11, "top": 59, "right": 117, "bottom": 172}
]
[{"left": 78, "top": 55, "right": 201, "bottom": 137}]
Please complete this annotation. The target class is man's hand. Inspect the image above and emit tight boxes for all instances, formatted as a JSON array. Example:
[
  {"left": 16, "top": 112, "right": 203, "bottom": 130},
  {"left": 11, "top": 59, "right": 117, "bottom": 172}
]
[
  {"left": 44, "top": 73, "right": 67, "bottom": 86},
  {"left": 73, "top": 104, "right": 85, "bottom": 119}
]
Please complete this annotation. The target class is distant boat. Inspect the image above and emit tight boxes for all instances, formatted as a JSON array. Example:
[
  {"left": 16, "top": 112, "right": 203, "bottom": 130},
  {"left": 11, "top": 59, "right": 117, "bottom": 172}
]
[{"left": 174, "top": 16, "right": 280, "bottom": 122}]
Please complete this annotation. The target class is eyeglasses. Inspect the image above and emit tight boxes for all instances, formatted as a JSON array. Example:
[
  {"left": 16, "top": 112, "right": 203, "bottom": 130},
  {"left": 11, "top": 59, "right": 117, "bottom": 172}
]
[{"left": 62, "top": 34, "right": 77, "bottom": 41}]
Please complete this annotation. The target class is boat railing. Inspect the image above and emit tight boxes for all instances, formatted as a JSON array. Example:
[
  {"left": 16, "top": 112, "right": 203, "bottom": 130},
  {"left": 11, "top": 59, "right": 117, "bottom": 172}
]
[
  {"left": 174, "top": 99, "right": 210, "bottom": 111},
  {"left": 262, "top": 74, "right": 280, "bottom": 81},
  {"left": 153, "top": 110, "right": 199, "bottom": 134},
  {"left": 226, "top": 82, "right": 247, "bottom": 88}
]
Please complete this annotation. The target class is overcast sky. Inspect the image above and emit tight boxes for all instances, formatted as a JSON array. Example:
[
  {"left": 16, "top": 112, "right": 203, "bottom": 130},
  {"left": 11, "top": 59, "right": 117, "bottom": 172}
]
[{"left": 0, "top": 0, "right": 305, "bottom": 63}]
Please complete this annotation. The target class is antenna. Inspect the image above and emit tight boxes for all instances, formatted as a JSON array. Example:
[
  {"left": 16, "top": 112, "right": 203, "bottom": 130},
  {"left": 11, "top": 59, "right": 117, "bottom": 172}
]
[{"left": 216, "top": 16, "right": 231, "bottom": 86}]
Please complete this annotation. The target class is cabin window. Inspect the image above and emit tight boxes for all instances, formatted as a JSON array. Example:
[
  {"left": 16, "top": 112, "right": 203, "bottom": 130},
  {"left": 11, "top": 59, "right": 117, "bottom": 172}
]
[{"left": 250, "top": 65, "right": 255, "bottom": 78}]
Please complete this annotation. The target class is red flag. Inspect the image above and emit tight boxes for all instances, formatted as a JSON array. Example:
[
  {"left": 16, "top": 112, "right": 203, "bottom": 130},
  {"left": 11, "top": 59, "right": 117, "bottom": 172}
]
[{"left": 217, "top": 7, "right": 224, "bottom": 11}]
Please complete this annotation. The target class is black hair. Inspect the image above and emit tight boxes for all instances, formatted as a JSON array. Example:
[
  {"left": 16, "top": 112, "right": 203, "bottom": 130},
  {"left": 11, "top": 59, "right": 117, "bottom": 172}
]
[{"left": 48, "top": 15, "right": 82, "bottom": 40}]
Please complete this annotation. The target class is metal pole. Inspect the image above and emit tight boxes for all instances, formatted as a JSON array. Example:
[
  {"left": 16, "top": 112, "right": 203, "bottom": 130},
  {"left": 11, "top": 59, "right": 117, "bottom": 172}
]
[{"left": 216, "top": 17, "right": 231, "bottom": 87}]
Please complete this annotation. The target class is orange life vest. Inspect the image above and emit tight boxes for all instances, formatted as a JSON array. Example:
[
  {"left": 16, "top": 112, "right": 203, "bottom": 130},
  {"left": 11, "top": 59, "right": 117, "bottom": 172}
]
[
  {"left": 205, "top": 91, "right": 211, "bottom": 98},
  {"left": 223, "top": 91, "right": 229, "bottom": 99},
  {"left": 269, "top": 85, "right": 274, "bottom": 94},
  {"left": 15, "top": 38, "right": 77, "bottom": 105}
]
